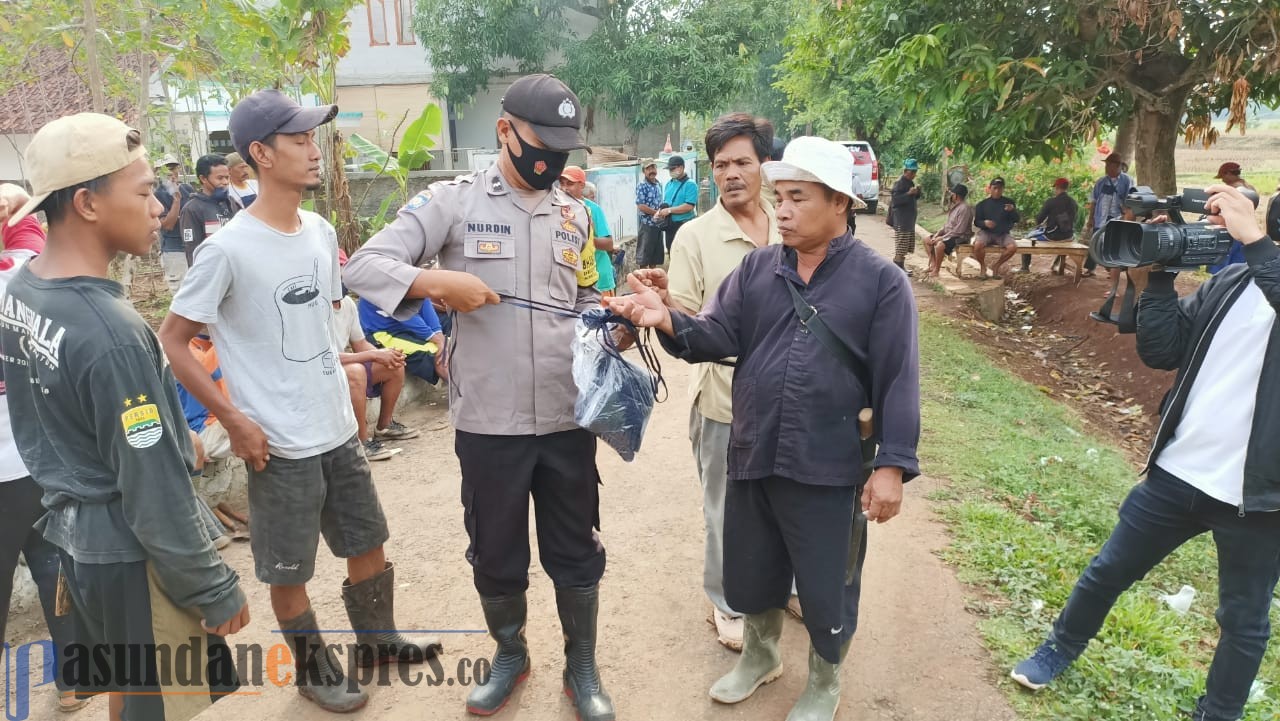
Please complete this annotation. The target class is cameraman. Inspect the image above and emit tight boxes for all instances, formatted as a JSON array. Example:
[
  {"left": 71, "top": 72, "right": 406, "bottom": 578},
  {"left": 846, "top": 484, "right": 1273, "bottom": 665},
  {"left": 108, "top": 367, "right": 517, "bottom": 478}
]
[{"left": 1011, "top": 184, "right": 1280, "bottom": 721}]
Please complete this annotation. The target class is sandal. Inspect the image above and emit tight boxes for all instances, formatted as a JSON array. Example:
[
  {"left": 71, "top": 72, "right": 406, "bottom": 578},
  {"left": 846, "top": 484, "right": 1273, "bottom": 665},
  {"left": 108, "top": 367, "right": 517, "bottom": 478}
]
[
  {"left": 1080, "top": 269, "right": 1095, "bottom": 278},
  {"left": 58, "top": 691, "right": 90, "bottom": 713}
]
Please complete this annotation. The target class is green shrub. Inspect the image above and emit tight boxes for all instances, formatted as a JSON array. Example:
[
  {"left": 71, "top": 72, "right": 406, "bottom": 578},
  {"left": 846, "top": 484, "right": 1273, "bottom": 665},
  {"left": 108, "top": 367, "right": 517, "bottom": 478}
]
[{"left": 967, "top": 154, "right": 1100, "bottom": 232}]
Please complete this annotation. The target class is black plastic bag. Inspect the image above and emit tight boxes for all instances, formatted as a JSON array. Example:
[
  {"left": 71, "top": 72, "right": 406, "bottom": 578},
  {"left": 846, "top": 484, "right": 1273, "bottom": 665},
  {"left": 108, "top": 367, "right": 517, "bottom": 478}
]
[{"left": 572, "top": 308, "right": 662, "bottom": 461}]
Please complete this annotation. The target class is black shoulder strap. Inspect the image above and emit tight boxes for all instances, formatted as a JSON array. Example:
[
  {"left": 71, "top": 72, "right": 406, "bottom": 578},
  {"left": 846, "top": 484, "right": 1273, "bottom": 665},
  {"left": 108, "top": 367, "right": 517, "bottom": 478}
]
[{"left": 785, "top": 281, "right": 872, "bottom": 394}]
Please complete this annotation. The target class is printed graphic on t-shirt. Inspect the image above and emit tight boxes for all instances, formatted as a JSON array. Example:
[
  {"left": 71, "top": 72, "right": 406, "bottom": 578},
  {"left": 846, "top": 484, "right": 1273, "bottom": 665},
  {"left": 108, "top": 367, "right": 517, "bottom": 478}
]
[
  {"left": 0, "top": 293, "right": 65, "bottom": 371},
  {"left": 274, "top": 258, "right": 337, "bottom": 374}
]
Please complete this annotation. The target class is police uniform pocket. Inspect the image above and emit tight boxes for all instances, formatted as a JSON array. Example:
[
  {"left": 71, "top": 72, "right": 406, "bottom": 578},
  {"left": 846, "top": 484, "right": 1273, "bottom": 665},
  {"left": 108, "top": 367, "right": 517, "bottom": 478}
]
[
  {"left": 464, "top": 232, "right": 516, "bottom": 295},
  {"left": 548, "top": 240, "right": 580, "bottom": 303}
]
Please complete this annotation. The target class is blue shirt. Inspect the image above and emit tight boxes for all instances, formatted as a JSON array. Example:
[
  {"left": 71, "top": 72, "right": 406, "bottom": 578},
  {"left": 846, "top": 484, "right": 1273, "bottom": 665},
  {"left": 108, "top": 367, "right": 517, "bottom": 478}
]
[
  {"left": 358, "top": 296, "right": 442, "bottom": 341},
  {"left": 154, "top": 183, "right": 192, "bottom": 252},
  {"left": 584, "top": 198, "right": 616, "bottom": 291},
  {"left": 1091, "top": 172, "right": 1133, "bottom": 229},
  {"left": 664, "top": 176, "right": 698, "bottom": 223},
  {"left": 175, "top": 375, "right": 216, "bottom": 433},
  {"left": 659, "top": 232, "right": 921, "bottom": 487},
  {"left": 636, "top": 179, "right": 662, "bottom": 227}
]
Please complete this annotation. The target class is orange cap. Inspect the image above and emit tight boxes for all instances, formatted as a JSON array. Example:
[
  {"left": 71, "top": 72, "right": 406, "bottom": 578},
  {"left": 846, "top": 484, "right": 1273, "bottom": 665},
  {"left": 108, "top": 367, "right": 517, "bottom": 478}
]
[{"left": 559, "top": 165, "right": 586, "bottom": 183}]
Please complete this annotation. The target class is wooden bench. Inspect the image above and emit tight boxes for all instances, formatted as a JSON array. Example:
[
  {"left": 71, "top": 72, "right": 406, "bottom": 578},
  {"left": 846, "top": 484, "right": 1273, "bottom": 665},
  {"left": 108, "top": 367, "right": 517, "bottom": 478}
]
[{"left": 952, "top": 238, "right": 1091, "bottom": 284}]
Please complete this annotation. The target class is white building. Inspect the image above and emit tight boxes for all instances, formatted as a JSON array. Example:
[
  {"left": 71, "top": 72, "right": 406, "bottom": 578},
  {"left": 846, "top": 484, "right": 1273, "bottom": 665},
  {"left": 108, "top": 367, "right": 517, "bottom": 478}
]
[{"left": 335, "top": 0, "right": 676, "bottom": 169}]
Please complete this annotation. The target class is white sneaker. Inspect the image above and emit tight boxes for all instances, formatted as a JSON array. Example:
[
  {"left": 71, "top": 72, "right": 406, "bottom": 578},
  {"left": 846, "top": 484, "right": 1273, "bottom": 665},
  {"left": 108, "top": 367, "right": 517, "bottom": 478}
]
[{"left": 713, "top": 609, "right": 743, "bottom": 652}]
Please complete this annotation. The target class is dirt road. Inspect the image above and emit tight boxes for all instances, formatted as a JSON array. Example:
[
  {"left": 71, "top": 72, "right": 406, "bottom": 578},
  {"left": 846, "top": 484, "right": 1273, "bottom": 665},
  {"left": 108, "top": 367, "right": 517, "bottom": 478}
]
[{"left": 10, "top": 219, "right": 1021, "bottom": 721}]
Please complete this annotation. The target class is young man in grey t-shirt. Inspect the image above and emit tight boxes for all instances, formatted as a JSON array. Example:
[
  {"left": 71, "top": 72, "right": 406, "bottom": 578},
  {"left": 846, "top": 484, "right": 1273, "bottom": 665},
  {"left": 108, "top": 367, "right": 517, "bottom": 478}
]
[{"left": 160, "top": 90, "right": 439, "bottom": 713}]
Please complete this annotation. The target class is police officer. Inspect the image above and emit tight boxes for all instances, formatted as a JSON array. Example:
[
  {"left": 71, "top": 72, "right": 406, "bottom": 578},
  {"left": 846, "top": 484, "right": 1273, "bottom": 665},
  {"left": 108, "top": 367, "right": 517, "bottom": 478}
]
[{"left": 342, "top": 74, "right": 613, "bottom": 721}]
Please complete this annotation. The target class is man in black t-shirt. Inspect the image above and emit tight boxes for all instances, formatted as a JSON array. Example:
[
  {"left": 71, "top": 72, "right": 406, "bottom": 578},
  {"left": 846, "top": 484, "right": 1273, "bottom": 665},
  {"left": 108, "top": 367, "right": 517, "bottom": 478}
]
[
  {"left": 179, "top": 153, "right": 236, "bottom": 264},
  {"left": 972, "top": 177, "right": 1020, "bottom": 279}
]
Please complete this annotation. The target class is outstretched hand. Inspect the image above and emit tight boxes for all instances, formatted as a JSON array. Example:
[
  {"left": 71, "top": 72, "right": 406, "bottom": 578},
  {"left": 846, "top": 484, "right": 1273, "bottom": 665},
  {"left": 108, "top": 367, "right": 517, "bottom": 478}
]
[{"left": 603, "top": 274, "right": 674, "bottom": 335}]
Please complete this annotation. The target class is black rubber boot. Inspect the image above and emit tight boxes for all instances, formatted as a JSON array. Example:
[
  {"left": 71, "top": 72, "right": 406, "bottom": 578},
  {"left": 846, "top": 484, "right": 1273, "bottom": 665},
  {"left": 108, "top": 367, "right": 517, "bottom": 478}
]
[
  {"left": 465, "top": 593, "right": 531, "bottom": 716},
  {"left": 342, "top": 562, "right": 443, "bottom": 667},
  {"left": 279, "top": 608, "right": 368, "bottom": 713},
  {"left": 556, "top": 585, "right": 615, "bottom": 721}
]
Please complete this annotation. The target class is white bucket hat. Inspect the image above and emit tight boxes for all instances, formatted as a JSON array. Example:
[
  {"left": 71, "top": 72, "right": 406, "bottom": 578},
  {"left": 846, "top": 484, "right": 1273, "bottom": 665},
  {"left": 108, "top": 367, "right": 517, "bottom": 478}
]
[{"left": 762, "top": 136, "right": 867, "bottom": 210}]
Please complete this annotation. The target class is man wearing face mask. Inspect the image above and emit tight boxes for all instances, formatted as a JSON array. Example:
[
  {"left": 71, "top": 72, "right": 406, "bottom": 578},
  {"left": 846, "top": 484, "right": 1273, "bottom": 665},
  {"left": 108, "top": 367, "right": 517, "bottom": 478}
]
[
  {"left": 342, "top": 74, "right": 615, "bottom": 721},
  {"left": 179, "top": 153, "right": 237, "bottom": 265}
]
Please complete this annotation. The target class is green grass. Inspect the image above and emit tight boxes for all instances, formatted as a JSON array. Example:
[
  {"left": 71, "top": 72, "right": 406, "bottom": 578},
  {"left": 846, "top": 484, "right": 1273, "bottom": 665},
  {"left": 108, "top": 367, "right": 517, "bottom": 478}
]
[{"left": 918, "top": 312, "right": 1280, "bottom": 721}]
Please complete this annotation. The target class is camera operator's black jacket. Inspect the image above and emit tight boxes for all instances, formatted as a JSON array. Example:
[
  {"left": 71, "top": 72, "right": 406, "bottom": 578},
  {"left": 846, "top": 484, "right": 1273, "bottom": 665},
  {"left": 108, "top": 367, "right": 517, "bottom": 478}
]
[{"left": 1137, "top": 239, "right": 1280, "bottom": 513}]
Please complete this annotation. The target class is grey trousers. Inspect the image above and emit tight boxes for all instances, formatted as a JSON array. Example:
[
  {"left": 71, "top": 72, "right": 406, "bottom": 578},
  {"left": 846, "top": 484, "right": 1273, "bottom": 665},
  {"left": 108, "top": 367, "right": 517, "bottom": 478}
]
[
  {"left": 690, "top": 405, "right": 739, "bottom": 618},
  {"left": 161, "top": 251, "right": 188, "bottom": 293}
]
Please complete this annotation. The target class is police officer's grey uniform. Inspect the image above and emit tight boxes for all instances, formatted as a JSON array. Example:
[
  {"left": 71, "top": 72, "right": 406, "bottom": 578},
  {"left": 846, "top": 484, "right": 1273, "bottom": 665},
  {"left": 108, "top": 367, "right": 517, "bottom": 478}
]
[{"left": 343, "top": 163, "right": 604, "bottom": 594}]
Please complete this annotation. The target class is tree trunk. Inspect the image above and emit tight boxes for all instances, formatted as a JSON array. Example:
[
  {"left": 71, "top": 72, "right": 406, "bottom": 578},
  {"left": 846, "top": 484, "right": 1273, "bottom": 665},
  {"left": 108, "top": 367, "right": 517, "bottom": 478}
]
[
  {"left": 1133, "top": 95, "right": 1184, "bottom": 196},
  {"left": 136, "top": 0, "right": 150, "bottom": 140},
  {"left": 82, "top": 0, "right": 106, "bottom": 113},
  {"left": 1113, "top": 112, "right": 1137, "bottom": 170},
  {"left": 329, "top": 128, "right": 362, "bottom": 255}
]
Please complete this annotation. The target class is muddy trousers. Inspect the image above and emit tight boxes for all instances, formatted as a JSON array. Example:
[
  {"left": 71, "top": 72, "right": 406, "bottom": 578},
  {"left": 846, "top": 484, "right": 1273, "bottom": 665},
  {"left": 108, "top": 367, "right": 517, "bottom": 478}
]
[
  {"left": 1049, "top": 465, "right": 1280, "bottom": 721},
  {"left": 723, "top": 476, "right": 867, "bottom": 664},
  {"left": 455, "top": 429, "right": 606, "bottom": 597}
]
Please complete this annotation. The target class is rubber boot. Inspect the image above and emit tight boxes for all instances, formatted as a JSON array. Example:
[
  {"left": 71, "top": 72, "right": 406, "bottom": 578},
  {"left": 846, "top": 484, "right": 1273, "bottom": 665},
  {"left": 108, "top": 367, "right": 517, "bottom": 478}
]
[
  {"left": 342, "top": 562, "right": 443, "bottom": 667},
  {"left": 556, "top": 585, "right": 615, "bottom": 721},
  {"left": 279, "top": 608, "right": 368, "bottom": 713},
  {"left": 709, "top": 609, "right": 784, "bottom": 704},
  {"left": 466, "top": 593, "right": 531, "bottom": 716},
  {"left": 784, "top": 642, "right": 849, "bottom": 721}
]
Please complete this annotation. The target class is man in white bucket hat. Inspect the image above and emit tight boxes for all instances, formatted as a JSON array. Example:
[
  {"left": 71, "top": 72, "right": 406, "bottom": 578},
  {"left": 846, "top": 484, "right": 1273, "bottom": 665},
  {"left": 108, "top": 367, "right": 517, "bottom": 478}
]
[{"left": 607, "top": 136, "right": 920, "bottom": 721}]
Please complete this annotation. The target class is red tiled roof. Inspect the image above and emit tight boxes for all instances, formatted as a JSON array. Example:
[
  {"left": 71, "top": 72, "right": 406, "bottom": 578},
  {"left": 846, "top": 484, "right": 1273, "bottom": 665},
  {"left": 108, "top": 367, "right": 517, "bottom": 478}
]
[{"left": 0, "top": 46, "right": 140, "bottom": 135}]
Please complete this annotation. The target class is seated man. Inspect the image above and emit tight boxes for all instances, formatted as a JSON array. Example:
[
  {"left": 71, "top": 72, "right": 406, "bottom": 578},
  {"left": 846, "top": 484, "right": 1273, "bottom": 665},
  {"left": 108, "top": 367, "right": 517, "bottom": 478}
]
[
  {"left": 358, "top": 296, "right": 448, "bottom": 385},
  {"left": 1022, "top": 177, "right": 1078, "bottom": 273},
  {"left": 176, "top": 334, "right": 235, "bottom": 461},
  {"left": 923, "top": 183, "right": 974, "bottom": 278},
  {"left": 972, "top": 177, "right": 1021, "bottom": 279},
  {"left": 173, "top": 335, "right": 236, "bottom": 549},
  {"left": 334, "top": 292, "right": 419, "bottom": 461}
]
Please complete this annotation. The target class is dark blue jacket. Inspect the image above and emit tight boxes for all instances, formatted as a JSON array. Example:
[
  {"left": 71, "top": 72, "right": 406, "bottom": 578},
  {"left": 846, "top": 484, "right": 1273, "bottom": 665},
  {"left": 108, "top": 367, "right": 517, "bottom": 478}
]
[{"left": 660, "top": 232, "right": 921, "bottom": 486}]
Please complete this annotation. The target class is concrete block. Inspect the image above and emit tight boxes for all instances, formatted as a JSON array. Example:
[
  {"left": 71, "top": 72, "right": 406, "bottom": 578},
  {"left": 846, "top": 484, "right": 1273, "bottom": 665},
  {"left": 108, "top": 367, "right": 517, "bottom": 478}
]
[{"left": 974, "top": 284, "right": 1006, "bottom": 322}]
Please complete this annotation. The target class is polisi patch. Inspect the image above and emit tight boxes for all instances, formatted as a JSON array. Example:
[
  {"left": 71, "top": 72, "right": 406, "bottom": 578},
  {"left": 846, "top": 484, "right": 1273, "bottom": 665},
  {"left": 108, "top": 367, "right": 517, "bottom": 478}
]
[
  {"left": 121, "top": 403, "right": 163, "bottom": 449},
  {"left": 554, "top": 229, "right": 582, "bottom": 245}
]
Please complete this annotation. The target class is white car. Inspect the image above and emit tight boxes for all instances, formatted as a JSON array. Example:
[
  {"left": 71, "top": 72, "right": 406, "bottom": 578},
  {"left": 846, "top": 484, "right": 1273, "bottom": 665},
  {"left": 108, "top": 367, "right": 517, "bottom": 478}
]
[{"left": 837, "top": 141, "right": 880, "bottom": 213}]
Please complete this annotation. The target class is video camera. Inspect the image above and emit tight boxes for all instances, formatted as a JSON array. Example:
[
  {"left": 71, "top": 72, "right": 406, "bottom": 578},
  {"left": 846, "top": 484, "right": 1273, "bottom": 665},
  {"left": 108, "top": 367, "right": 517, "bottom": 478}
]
[{"left": 1091, "top": 186, "right": 1260, "bottom": 271}]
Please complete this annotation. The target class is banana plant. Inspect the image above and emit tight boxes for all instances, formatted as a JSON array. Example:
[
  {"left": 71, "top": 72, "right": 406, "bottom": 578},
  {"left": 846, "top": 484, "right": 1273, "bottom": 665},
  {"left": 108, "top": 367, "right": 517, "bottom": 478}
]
[{"left": 349, "top": 102, "right": 444, "bottom": 237}]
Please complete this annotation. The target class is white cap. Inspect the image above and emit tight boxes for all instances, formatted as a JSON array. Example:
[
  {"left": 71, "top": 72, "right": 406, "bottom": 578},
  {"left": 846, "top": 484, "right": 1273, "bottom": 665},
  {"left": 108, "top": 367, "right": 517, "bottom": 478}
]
[
  {"left": 8, "top": 113, "right": 145, "bottom": 226},
  {"left": 762, "top": 136, "right": 867, "bottom": 210}
]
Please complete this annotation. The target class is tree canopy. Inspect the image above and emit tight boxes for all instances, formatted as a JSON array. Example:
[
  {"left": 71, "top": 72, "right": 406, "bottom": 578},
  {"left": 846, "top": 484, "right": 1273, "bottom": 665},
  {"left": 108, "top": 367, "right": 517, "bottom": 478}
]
[
  {"left": 412, "top": 0, "right": 792, "bottom": 133},
  {"left": 779, "top": 0, "right": 1280, "bottom": 192}
]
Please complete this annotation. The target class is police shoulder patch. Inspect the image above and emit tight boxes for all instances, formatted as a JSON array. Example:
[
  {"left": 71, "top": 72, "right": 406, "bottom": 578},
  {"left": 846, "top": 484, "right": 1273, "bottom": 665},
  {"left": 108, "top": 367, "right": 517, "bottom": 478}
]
[{"left": 404, "top": 190, "right": 432, "bottom": 211}]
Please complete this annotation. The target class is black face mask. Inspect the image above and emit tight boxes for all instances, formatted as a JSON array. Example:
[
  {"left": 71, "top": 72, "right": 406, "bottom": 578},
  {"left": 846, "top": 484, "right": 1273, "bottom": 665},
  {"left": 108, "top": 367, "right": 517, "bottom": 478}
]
[{"left": 507, "top": 124, "right": 569, "bottom": 190}]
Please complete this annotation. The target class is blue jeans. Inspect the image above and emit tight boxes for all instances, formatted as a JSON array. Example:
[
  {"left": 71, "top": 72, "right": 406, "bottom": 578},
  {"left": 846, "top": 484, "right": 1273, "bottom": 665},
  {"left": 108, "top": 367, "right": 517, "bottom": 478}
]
[{"left": 1050, "top": 465, "right": 1280, "bottom": 721}]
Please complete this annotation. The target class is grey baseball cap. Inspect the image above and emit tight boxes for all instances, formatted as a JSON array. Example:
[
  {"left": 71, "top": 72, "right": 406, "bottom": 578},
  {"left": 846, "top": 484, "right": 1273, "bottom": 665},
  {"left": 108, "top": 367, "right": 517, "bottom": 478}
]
[
  {"left": 500, "top": 74, "right": 589, "bottom": 153},
  {"left": 229, "top": 89, "right": 338, "bottom": 158}
]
